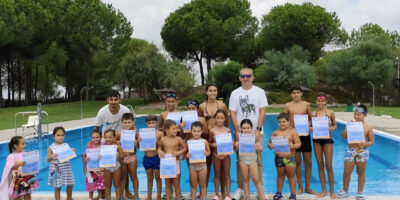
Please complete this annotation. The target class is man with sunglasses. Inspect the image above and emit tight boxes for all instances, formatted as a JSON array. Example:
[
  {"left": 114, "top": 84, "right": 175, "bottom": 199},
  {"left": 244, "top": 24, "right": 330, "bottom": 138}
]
[{"left": 229, "top": 68, "right": 268, "bottom": 200}]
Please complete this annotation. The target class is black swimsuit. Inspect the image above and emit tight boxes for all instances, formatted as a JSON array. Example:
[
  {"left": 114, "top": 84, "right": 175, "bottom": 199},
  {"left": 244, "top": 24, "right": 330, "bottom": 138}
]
[
  {"left": 312, "top": 109, "right": 334, "bottom": 147},
  {"left": 203, "top": 101, "right": 219, "bottom": 120}
]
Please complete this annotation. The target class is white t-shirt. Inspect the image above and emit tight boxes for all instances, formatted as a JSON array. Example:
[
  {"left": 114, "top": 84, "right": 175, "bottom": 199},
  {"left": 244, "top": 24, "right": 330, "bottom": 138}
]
[
  {"left": 95, "top": 104, "right": 131, "bottom": 134},
  {"left": 229, "top": 86, "right": 268, "bottom": 134}
]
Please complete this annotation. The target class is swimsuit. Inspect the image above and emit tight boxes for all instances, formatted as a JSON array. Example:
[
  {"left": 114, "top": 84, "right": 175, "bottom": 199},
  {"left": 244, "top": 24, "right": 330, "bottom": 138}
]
[
  {"left": 104, "top": 160, "right": 121, "bottom": 173},
  {"left": 189, "top": 162, "right": 207, "bottom": 172},
  {"left": 313, "top": 109, "right": 334, "bottom": 147},
  {"left": 239, "top": 153, "right": 257, "bottom": 166},
  {"left": 203, "top": 101, "right": 219, "bottom": 120},
  {"left": 275, "top": 156, "right": 296, "bottom": 167},
  {"left": 344, "top": 146, "right": 369, "bottom": 162},
  {"left": 296, "top": 135, "right": 312, "bottom": 152},
  {"left": 143, "top": 155, "right": 160, "bottom": 170}
]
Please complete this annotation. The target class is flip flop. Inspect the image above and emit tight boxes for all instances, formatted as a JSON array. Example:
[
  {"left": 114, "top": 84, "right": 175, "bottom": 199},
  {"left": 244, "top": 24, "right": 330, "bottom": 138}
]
[
  {"left": 212, "top": 195, "right": 220, "bottom": 200},
  {"left": 273, "top": 192, "right": 282, "bottom": 200},
  {"left": 289, "top": 193, "right": 296, "bottom": 200}
]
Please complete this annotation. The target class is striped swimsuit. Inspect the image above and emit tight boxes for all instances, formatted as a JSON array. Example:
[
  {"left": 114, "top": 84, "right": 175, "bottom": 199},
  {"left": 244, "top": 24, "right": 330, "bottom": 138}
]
[{"left": 48, "top": 143, "right": 75, "bottom": 188}]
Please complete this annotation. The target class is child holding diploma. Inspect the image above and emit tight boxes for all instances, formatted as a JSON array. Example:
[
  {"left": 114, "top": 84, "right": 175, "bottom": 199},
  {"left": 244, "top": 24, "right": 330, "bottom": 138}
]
[
  {"left": 0, "top": 136, "right": 39, "bottom": 200},
  {"left": 83, "top": 129, "right": 105, "bottom": 200},
  {"left": 46, "top": 127, "right": 75, "bottom": 200},
  {"left": 140, "top": 114, "right": 164, "bottom": 200},
  {"left": 185, "top": 121, "right": 211, "bottom": 200},
  {"left": 310, "top": 93, "right": 337, "bottom": 198},
  {"left": 233, "top": 119, "right": 265, "bottom": 200},
  {"left": 102, "top": 129, "right": 124, "bottom": 200},
  {"left": 158, "top": 120, "right": 187, "bottom": 200},
  {"left": 210, "top": 109, "right": 232, "bottom": 200},
  {"left": 268, "top": 113, "right": 301, "bottom": 200},
  {"left": 115, "top": 113, "right": 139, "bottom": 200},
  {"left": 338, "top": 105, "right": 374, "bottom": 200},
  {"left": 159, "top": 92, "right": 180, "bottom": 131}
]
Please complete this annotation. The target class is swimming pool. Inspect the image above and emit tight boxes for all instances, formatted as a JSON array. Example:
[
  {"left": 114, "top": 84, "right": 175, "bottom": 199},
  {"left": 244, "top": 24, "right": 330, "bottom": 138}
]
[{"left": 0, "top": 115, "right": 399, "bottom": 195}]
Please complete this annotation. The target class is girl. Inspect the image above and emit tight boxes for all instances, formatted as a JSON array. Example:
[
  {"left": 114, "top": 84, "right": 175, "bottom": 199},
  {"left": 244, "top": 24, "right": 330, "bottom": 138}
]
[
  {"left": 47, "top": 126, "right": 75, "bottom": 200},
  {"left": 185, "top": 121, "right": 211, "bottom": 200},
  {"left": 311, "top": 93, "right": 337, "bottom": 199},
  {"left": 234, "top": 119, "right": 265, "bottom": 200},
  {"left": 182, "top": 100, "right": 208, "bottom": 141},
  {"left": 103, "top": 129, "right": 123, "bottom": 200},
  {"left": 0, "top": 136, "right": 39, "bottom": 200},
  {"left": 159, "top": 92, "right": 180, "bottom": 131},
  {"left": 83, "top": 129, "right": 105, "bottom": 200},
  {"left": 210, "top": 110, "right": 232, "bottom": 200}
]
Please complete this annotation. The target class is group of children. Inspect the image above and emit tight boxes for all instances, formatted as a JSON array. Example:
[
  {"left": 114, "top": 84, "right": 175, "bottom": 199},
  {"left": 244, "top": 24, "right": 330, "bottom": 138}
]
[{"left": 0, "top": 85, "right": 374, "bottom": 200}]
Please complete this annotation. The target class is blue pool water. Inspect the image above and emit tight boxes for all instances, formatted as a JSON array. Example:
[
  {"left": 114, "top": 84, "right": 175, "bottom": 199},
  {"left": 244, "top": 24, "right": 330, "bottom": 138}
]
[{"left": 1, "top": 115, "right": 399, "bottom": 195}]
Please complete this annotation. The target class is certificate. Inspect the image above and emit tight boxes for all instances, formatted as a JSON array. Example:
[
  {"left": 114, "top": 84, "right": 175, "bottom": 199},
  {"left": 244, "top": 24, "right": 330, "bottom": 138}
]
[
  {"left": 271, "top": 136, "right": 290, "bottom": 153},
  {"left": 312, "top": 116, "right": 330, "bottom": 139},
  {"left": 99, "top": 145, "right": 117, "bottom": 168},
  {"left": 347, "top": 122, "right": 365, "bottom": 144},
  {"left": 51, "top": 143, "right": 76, "bottom": 163},
  {"left": 86, "top": 148, "right": 100, "bottom": 171},
  {"left": 294, "top": 114, "right": 309, "bottom": 136},
  {"left": 239, "top": 134, "right": 255, "bottom": 155},
  {"left": 166, "top": 112, "right": 182, "bottom": 125},
  {"left": 188, "top": 140, "right": 206, "bottom": 163},
  {"left": 160, "top": 154, "right": 176, "bottom": 178},
  {"left": 139, "top": 128, "right": 156, "bottom": 151},
  {"left": 22, "top": 150, "right": 39, "bottom": 175},
  {"left": 121, "top": 129, "right": 136, "bottom": 152},
  {"left": 181, "top": 111, "right": 199, "bottom": 130},
  {"left": 215, "top": 133, "right": 233, "bottom": 155}
]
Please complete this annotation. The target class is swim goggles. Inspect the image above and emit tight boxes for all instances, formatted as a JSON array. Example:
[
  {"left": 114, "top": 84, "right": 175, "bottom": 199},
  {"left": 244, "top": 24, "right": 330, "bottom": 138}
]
[
  {"left": 186, "top": 100, "right": 199, "bottom": 107},
  {"left": 353, "top": 107, "right": 367, "bottom": 116},
  {"left": 166, "top": 92, "right": 177, "bottom": 99},
  {"left": 316, "top": 95, "right": 327, "bottom": 100}
]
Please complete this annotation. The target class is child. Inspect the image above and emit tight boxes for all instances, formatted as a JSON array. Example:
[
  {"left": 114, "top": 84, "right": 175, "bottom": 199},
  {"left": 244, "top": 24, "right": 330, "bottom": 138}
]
[
  {"left": 268, "top": 113, "right": 301, "bottom": 200},
  {"left": 140, "top": 114, "right": 164, "bottom": 200},
  {"left": 283, "top": 85, "right": 316, "bottom": 194},
  {"left": 210, "top": 110, "right": 232, "bottom": 200},
  {"left": 83, "top": 129, "right": 105, "bottom": 200},
  {"left": 338, "top": 105, "right": 374, "bottom": 200},
  {"left": 103, "top": 129, "right": 123, "bottom": 200},
  {"left": 116, "top": 113, "right": 139, "bottom": 200},
  {"left": 311, "top": 93, "right": 337, "bottom": 198},
  {"left": 47, "top": 126, "right": 75, "bottom": 200},
  {"left": 182, "top": 100, "right": 209, "bottom": 141},
  {"left": 234, "top": 119, "right": 265, "bottom": 200},
  {"left": 159, "top": 92, "right": 180, "bottom": 131},
  {"left": 186, "top": 121, "right": 211, "bottom": 200},
  {"left": 0, "top": 136, "right": 39, "bottom": 200},
  {"left": 158, "top": 119, "right": 187, "bottom": 200}
]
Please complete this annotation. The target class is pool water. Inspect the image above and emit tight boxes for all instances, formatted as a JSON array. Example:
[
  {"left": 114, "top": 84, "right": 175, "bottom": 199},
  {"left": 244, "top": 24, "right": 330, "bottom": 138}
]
[{"left": 1, "top": 115, "right": 399, "bottom": 195}]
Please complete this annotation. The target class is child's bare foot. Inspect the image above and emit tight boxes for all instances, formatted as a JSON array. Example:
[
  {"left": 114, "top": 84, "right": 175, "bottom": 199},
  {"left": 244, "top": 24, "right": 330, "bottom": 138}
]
[
  {"left": 296, "top": 187, "right": 303, "bottom": 195},
  {"left": 305, "top": 188, "right": 317, "bottom": 195},
  {"left": 317, "top": 191, "right": 327, "bottom": 198},
  {"left": 125, "top": 192, "right": 134, "bottom": 199},
  {"left": 330, "top": 192, "right": 337, "bottom": 199}
]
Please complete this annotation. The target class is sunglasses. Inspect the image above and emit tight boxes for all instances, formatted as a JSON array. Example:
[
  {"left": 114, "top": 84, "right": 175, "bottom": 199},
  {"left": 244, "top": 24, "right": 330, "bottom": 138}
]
[
  {"left": 240, "top": 74, "right": 252, "bottom": 78},
  {"left": 353, "top": 107, "right": 367, "bottom": 116},
  {"left": 166, "top": 93, "right": 177, "bottom": 98}
]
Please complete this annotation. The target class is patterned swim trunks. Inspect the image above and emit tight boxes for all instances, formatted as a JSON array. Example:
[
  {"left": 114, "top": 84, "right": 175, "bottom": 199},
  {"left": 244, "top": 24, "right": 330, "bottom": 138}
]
[
  {"left": 344, "top": 146, "right": 369, "bottom": 162},
  {"left": 275, "top": 156, "right": 296, "bottom": 168}
]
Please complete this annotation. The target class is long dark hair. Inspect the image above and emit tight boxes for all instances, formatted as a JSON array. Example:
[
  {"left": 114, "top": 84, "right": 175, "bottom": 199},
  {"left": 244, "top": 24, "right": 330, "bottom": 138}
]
[{"left": 9, "top": 136, "right": 23, "bottom": 153}]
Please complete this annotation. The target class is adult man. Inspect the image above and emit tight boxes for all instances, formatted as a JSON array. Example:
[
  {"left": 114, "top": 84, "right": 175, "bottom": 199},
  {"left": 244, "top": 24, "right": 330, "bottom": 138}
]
[{"left": 229, "top": 68, "right": 268, "bottom": 199}]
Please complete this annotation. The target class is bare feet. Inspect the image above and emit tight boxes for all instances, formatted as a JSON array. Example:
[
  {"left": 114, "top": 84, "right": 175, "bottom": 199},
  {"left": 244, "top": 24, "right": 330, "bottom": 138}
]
[
  {"left": 330, "top": 192, "right": 337, "bottom": 199},
  {"left": 296, "top": 187, "right": 303, "bottom": 195},
  {"left": 305, "top": 188, "right": 318, "bottom": 195},
  {"left": 125, "top": 192, "right": 134, "bottom": 199},
  {"left": 317, "top": 191, "right": 327, "bottom": 198}
]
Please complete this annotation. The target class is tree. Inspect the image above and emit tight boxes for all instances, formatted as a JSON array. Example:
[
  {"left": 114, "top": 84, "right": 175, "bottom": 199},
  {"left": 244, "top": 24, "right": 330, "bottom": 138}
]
[
  {"left": 161, "top": 0, "right": 257, "bottom": 85},
  {"left": 259, "top": 2, "right": 347, "bottom": 62},
  {"left": 210, "top": 61, "right": 243, "bottom": 102},
  {"left": 255, "top": 45, "right": 316, "bottom": 89},
  {"left": 349, "top": 23, "right": 400, "bottom": 48}
]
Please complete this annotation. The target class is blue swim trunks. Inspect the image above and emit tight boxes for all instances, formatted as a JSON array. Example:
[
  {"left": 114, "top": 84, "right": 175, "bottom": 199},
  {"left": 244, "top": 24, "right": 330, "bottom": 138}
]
[{"left": 143, "top": 155, "right": 160, "bottom": 170}]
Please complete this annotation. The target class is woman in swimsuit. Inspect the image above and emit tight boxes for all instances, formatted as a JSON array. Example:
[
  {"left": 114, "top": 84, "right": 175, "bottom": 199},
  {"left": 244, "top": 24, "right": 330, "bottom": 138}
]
[{"left": 310, "top": 92, "right": 337, "bottom": 199}]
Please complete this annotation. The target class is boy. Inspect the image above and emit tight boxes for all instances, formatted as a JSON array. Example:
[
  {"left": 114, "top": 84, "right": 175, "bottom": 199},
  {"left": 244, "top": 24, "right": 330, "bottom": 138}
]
[
  {"left": 283, "top": 85, "right": 316, "bottom": 195},
  {"left": 140, "top": 114, "right": 164, "bottom": 200},
  {"left": 338, "top": 105, "right": 374, "bottom": 199},
  {"left": 158, "top": 120, "right": 187, "bottom": 200},
  {"left": 116, "top": 113, "right": 139, "bottom": 200},
  {"left": 268, "top": 113, "right": 301, "bottom": 200}
]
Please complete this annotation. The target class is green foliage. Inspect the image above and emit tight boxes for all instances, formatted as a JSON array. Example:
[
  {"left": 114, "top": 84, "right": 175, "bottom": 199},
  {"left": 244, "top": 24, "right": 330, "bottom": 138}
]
[
  {"left": 209, "top": 61, "right": 242, "bottom": 101},
  {"left": 255, "top": 45, "right": 317, "bottom": 89},
  {"left": 350, "top": 23, "right": 400, "bottom": 48},
  {"left": 178, "top": 93, "right": 207, "bottom": 107},
  {"left": 161, "top": 60, "right": 195, "bottom": 97},
  {"left": 259, "top": 2, "right": 347, "bottom": 61}
]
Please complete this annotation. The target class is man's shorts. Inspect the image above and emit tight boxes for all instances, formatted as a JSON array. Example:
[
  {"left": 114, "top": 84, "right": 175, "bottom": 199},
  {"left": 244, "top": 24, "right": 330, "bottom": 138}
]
[
  {"left": 344, "top": 146, "right": 369, "bottom": 162},
  {"left": 275, "top": 156, "right": 296, "bottom": 168},
  {"left": 143, "top": 155, "right": 160, "bottom": 170}
]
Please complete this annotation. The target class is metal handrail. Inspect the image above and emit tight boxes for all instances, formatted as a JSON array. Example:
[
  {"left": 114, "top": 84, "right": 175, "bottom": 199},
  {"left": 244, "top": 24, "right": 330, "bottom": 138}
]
[{"left": 15, "top": 111, "right": 49, "bottom": 137}]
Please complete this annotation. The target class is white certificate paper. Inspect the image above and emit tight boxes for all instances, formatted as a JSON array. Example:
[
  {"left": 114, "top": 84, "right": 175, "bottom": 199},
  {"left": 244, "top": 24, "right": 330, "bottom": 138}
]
[
  {"left": 160, "top": 154, "right": 177, "bottom": 178},
  {"left": 22, "top": 150, "right": 40, "bottom": 175},
  {"left": 271, "top": 136, "right": 290, "bottom": 153},
  {"left": 86, "top": 148, "right": 100, "bottom": 171},
  {"left": 239, "top": 134, "right": 255, "bottom": 155},
  {"left": 181, "top": 111, "right": 199, "bottom": 130},
  {"left": 99, "top": 145, "right": 117, "bottom": 168},
  {"left": 312, "top": 116, "right": 330, "bottom": 139},
  {"left": 294, "top": 114, "right": 309, "bottom": 136},
  {"left": 215, "top": 133, "right": 233, "bottom": 155},
  {"left": 51, "top": 143, "right": 76, "bottom": 163},
  {"left": 188, "top": 139, "right": 206, "bottom": 163},
  {"left": 347, "top": 122, "right": 365, "bottom": 144},
  {"left": 166, "top": 112, "right": 182, "bottom": 125},
  {"left": 139, "top": 128, "right": 156, "bottom": 151},
  {"left": 121, "top": 129, "right": 136, "bottom": 152}
]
